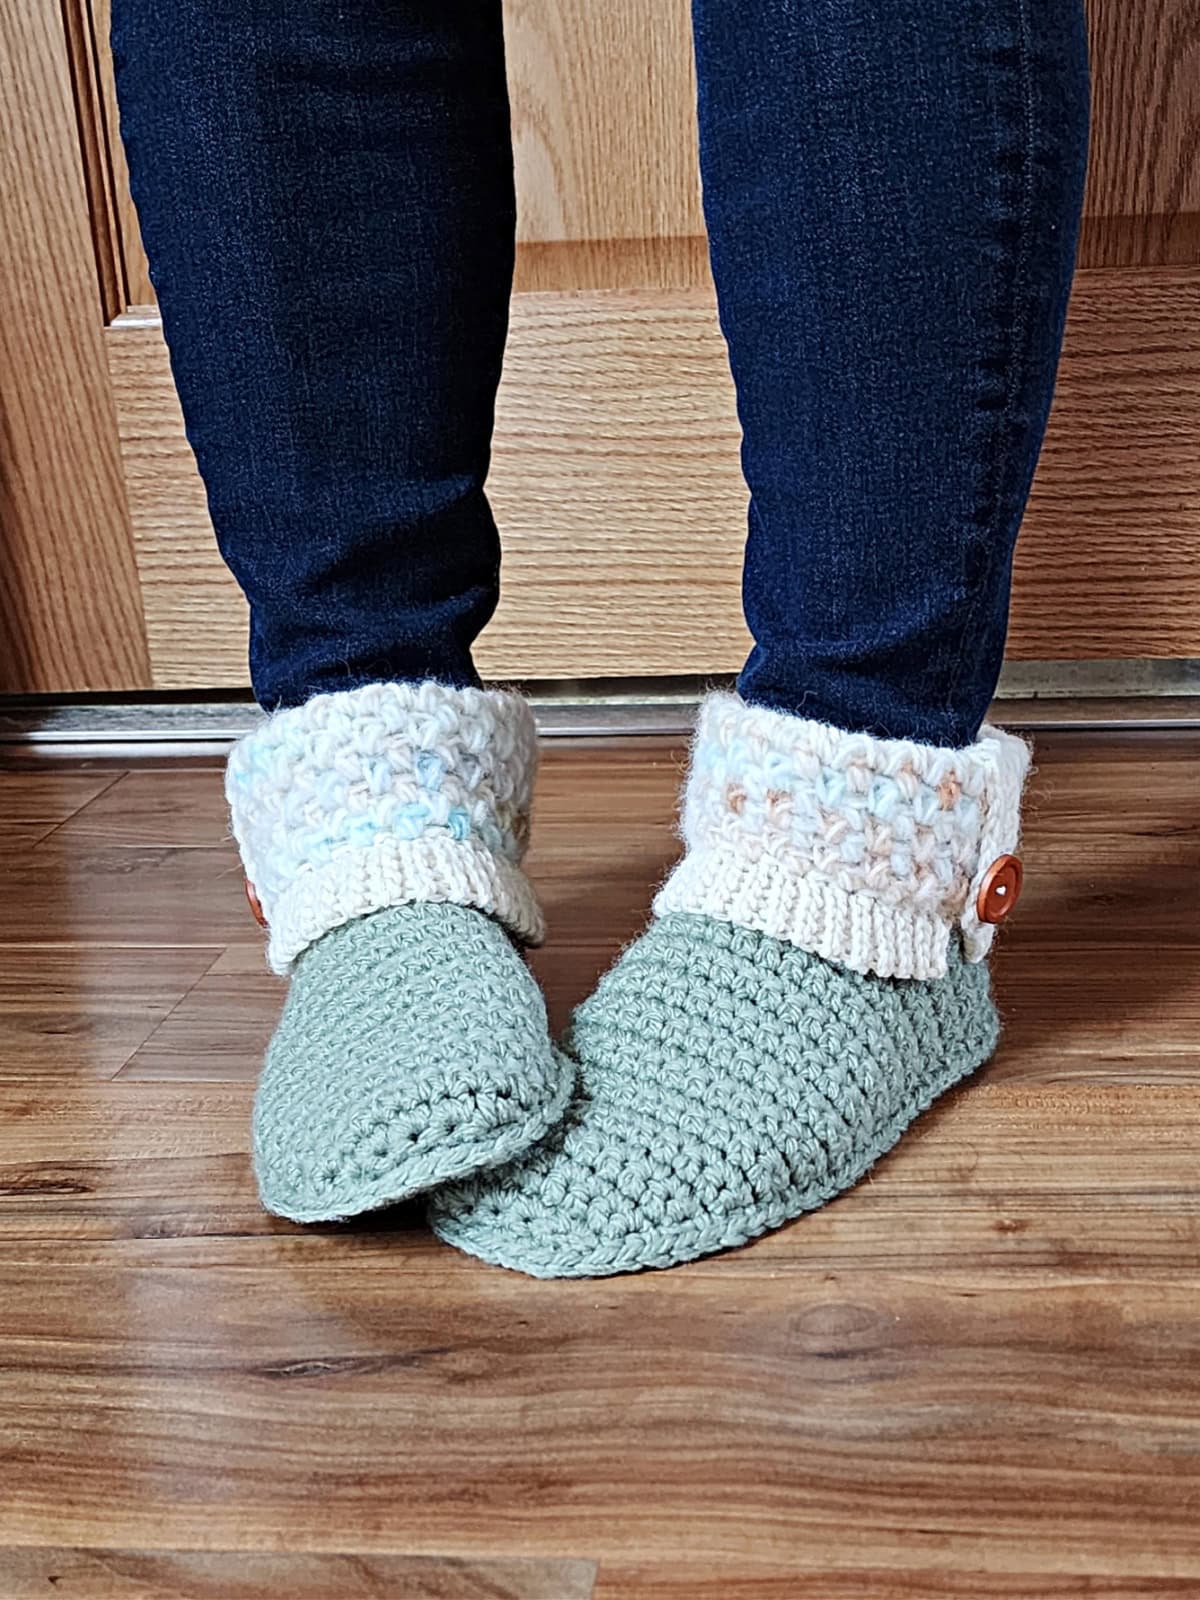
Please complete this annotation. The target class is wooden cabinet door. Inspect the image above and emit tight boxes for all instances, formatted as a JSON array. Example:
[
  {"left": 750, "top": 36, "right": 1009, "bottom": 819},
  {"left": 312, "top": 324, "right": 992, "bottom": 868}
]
[{"left": 2, "top": 0, "right": 1199, "bottom": 693}]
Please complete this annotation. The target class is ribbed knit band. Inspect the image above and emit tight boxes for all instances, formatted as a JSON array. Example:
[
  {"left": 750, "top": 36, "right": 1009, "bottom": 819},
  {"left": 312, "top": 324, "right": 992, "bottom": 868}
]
[
  {"left": 652, "top": 693, "right": 1031, "bottom": 981},
  {"left": 226, "top": 680, "right": 543, "bottom": 973}
]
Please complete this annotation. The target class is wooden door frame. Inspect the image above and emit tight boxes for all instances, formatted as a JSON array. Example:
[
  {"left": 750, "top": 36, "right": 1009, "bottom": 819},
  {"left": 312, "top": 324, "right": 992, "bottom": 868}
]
[{"left": 0, "top": 0, "right": 147, "bottom": 693}]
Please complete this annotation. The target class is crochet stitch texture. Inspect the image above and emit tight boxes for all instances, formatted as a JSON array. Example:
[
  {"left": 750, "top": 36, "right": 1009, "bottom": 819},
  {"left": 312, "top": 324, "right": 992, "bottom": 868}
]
[
  {"left": 227, "top": 680, "right": 542, "bottom": 974},
  {"left": 255, "top": 901, "right": 572, "bottom": 1222},
  {"left": 431, "top": 698, "right": 1028, "bottom": 1278},
  {"left": 429, "top": 912, "right": 999, "bottom": 1277},
  {"left": 654, "top": 694, "right": 1030, "bottom": 980},
  {"left": 228, "top": 678, "right": 568, "bottom": 1222}
]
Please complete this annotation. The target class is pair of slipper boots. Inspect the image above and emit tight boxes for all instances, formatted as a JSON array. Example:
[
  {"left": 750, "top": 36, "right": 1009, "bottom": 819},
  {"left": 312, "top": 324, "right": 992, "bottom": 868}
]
[{"left": 229, "top": 680, "right": 1028, "bottom": 1278}]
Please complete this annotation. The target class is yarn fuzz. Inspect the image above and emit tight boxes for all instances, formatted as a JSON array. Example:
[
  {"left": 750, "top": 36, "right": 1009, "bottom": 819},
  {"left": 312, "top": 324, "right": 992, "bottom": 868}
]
[
  {"left": 227, "top": 679, "right": 543, "bottom": 973},
  {"left": 653, "top": 693, "right": 1030, "bottom": 980},
  {"left": 430, "top": 913, "right": 999, "bottom": 1277},
  {"left": 429, "top": 697, "right": 1028, "bottom": 1278},
  {"left": 254, "top": 901, "right": 573, "bottom": 1223}
]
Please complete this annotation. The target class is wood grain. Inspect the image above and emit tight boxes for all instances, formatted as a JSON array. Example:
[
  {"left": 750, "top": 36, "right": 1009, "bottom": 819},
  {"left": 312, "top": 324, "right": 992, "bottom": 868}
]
[
  {"left": 3, "top": 0, "right": 1193, "bottom": 695},
  {"left": 505, "top": 0, "right": 703, "bottom": 257},
  {"left": 0, "top": 1124, "right": 1198, "bottom": 1576},
  {"left": 2, "top": 1078, "right": 1196, "bottom": 1273},
  {"left": 102, "top": 0, "right": 1200, "bottom": 296},
  {"left": 0, "top": 0, "right": 149, "bottom": 693},
  {"left": 0, "top": 770, "right": 121, "bottom": 845},
  {"left": 595, "top": 1570, "right": 1200, "bottom": 1600},
  {"left": 0, "top": 947, "right": 223, "bottom": 1079},
  {"left": 1081, "top": 0, "right": 1200, "bottom": 267},
  {"left": 0, "top": 1549, "right": 597, "bottom": 1599},
  {"left": 106, "top": 263, "right": 1200, "bottom": 687},
  {"left": 1010, "top": 265, "right": 1200, "bottom": 656},
  {"left": 512, "top": 235, "right": 711, "bottom": 294},
  {"left": 88, "top": 0, "right": 155, "bottom": 308},
  {"left": 49, "top": 767, "right": 233, "bottom": 847},
  {"left": 59, "top": 0, "right": 126, "bottom": 322},
  {"left": 0, "top": 730, "right": 1197, "bottom": 1591},
  {"left": 118, "top": 945, "right": 283, "bottom": 1083}
]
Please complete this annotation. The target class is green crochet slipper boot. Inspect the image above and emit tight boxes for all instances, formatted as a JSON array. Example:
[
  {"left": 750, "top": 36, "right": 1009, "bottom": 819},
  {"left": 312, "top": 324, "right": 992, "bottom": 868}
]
[
  {"left": 430, "top": 692, "right": 1031, "bottom": 1277},
  {"left": 254, "top": 901, "right": 571, "bottom": 1223},
  {"left": 429, "top": 913, "right": 997, "bottom": 1276},
  {"left": 227, "top": 679, "right": 564, "bottom": 1223}
]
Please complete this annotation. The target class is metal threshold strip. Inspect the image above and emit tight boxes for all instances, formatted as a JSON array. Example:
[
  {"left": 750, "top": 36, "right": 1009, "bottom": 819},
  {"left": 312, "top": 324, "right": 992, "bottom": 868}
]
[{"left": 0, "top": 661, "right": 1197, "bottom": 756}]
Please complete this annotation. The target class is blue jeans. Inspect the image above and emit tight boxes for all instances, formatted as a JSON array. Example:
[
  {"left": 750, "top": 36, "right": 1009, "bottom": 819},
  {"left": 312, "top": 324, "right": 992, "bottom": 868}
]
[{"left": 111, "top": 0, "right": 1089, "bottom": 747}]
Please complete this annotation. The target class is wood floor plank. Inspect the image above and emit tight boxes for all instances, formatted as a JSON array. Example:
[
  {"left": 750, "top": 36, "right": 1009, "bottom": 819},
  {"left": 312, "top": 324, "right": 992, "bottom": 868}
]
[
  {"left": 0, "top": 769, "right": 122, "bottom": 845},
  {"left": 0, "top": 842, "right": 248, "bottom": 946},
  {"left": 118, "top": 950, "right": 282, "bottom": 1082},
  {"left": 0, "top": 731, "right": 1196, "bottom": 1588},
  {"left": 992, "top": 944, "right": 1200, "bottom": 1081},
  {"left": 17, "top": 728, "right": 1195, "bottom": 1080},
  {"left": 0, "top": 1080, "right": 1195, "bottom": 1271},
  {"left": 1, "top": 1239, "right": 1198, "bottom": 1568},
  {"left": 0, "top": 1082, "right": 260, "bottom": 1241},
  {"left": 592, "top": 1567, "right": 1200, "bottom": 1599},
  {"left": 0, "top": 1549, "right": 597, "bottom": 1599},
  {"left": 0, "top": 947, "right": 223, "bottom": 1079},
  {"left": 51, "top": 767, "right": 230, "bottom": 848}
]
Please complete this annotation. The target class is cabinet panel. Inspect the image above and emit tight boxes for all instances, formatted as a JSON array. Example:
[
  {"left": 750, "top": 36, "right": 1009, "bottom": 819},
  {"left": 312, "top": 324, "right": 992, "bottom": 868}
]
[
  {"left": 100, "top": 0, "right": 1200, "bottom": 296},
  {"left": 2, "top": 0, "right": 1197, "bottom": 694},
  {"left": 1081, "top": 0, "right": 1200, "bottom": 265},
  {"left": 107, "top": 268, "right": 1200, "bottom": 687}
]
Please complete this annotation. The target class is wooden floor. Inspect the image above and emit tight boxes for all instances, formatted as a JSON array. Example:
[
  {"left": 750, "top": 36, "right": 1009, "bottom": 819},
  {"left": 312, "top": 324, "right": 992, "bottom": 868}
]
[{"left": 0, "top": 729, "right": 1198, "bottom": 1598}]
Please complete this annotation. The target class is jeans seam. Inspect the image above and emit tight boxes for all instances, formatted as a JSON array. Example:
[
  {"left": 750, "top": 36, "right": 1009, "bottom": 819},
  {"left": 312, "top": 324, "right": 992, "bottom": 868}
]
[{"left": 941, "top": 0, "right": 1039, "bottom": 736}]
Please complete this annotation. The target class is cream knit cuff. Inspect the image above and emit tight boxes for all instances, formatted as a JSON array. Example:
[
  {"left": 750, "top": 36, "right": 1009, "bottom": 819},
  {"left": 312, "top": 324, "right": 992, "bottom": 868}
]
[
  {"left": 652, "top": 693, "right": 1031, "bottom": 981},
  {"left": 226, "top": 680, "right": 543, "bottom": 974}
]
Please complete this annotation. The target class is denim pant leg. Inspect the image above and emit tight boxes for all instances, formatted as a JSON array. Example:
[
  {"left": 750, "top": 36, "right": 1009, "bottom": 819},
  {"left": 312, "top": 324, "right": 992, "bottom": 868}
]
[
  {"left": 693, "top": 0, "right": 1090, "bottom": 747},
  {"left": 111, "top": 1, "right": 515, "bottom": 710}
]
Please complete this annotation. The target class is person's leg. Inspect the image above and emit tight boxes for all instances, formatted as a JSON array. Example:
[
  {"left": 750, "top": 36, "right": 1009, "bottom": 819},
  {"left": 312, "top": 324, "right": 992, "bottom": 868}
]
[
  {"left": 431, "top": 0, "right": 1089, "bottom": 1276},
  {"left": 711, "top": 0, "right": 1089, "bottom": 747},
  {"left": 112, "top": 0, "right": 570, "bottom": 1221},
  {"left": 113, "top": 0, "right": 513, "bottom": 709}
]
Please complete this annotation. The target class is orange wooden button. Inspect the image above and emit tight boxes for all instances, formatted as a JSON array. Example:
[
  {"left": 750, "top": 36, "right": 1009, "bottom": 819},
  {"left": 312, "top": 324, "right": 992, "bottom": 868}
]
[
  {"left": 975, "top": 853, "right": 1023, "bottom": 925},
  {"left": 244, "top": 878, "right": 268, "bottom": 929}
]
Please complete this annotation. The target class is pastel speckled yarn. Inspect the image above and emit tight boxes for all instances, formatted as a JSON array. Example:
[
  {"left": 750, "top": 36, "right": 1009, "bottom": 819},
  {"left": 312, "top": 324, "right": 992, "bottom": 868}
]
[
  {"left": 429, "top": 912, "right": 999, "bottom": 1277},
  {"left": 431, "top": 699, "right": 1028, "bottom": 1278},
  {"left": 227, "top": 680, "right": 542, "bottom": 974},
  {"left": 255, "top": 901, "right": 572, "bottom": 1222},
  {"left": 654, "top": 694, "right": 1030, "bottom": 979},
  {"left": 228, "top": 679, "right": 568, "bottom": 1223}
]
